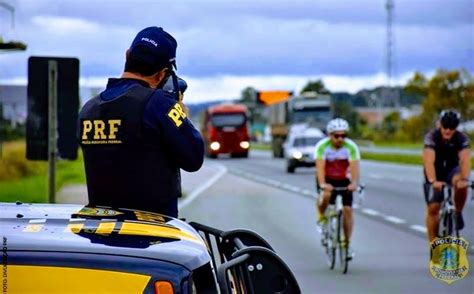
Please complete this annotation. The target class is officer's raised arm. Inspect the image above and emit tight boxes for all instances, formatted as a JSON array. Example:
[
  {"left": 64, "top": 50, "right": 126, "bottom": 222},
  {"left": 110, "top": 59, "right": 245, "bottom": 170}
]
[{"left": 145, "top": 91, "right": 204, "bottom": 172}]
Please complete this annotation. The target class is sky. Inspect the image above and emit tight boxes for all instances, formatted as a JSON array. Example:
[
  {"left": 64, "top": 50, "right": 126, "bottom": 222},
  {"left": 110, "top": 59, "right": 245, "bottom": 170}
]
[{"left": 0, "top": 0, "right": 472, "bottom": 103}]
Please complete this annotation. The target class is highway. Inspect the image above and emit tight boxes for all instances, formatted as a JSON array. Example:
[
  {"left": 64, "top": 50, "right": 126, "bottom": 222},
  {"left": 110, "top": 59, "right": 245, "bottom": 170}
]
[{"left": 180, "top": 150, "right": 474, "bottom": 293}]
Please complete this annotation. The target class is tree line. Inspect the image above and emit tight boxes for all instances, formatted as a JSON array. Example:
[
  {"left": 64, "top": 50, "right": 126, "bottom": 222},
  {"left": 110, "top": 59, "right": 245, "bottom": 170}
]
[{"left": 239, "top": 69, "right": 473, "bottom": 143}]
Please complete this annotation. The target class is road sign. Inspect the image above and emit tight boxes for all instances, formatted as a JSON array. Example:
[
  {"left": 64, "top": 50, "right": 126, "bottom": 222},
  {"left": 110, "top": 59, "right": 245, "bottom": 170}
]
[{"left": 26, "top": 56, "right": 79, "bottom": 161}]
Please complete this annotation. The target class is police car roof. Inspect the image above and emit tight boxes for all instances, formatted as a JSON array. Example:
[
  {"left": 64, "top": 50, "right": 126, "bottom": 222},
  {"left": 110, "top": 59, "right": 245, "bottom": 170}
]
[{"left": 0, "top": 202, "right": 210, "bottom": 270}]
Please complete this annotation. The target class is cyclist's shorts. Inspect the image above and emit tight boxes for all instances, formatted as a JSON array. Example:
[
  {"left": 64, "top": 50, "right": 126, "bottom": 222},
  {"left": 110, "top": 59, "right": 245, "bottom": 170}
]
[
  {"left": 326, "top": 178, "right": 353, "bottom": 207},
  {"left": 423, "top": 166, "right": 460, "bottom": 204}
]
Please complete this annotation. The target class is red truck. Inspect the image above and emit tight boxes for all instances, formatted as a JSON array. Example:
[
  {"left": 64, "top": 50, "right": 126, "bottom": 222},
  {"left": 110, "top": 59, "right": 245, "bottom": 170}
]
[{"left": 201, "top": 103, "right": 250, "bottom": 158}]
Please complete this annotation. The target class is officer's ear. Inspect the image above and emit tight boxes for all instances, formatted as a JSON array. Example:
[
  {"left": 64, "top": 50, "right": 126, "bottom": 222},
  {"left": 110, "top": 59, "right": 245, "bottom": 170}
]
[
  {"left": 125, "top": 49, "right": 130, "bottom": 59},
  {"left": 158, "top": 67, "right": 170, "bottom": 81},
  {"left": 153, "top": 68, "right": 170, "bottom": 89}
]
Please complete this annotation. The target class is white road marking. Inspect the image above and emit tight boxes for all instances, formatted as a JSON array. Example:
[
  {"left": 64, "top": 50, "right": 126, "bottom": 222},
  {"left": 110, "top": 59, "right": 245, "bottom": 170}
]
[
  {"left": 384, "top": 216, "right": 406, "bottom": 224},
  {"left": 288, "top": 186, "right": 301, "bottom": 193},
  {"left": 410, "top": 225, "right": 427, "bottom": 233},
  {"left": 368, "top": 173, "right": 383, "bottom": 180},
  {"left": 266, "top": 179, "right": 282, "bottom": 186},
  {"left": 301, "top": 189, "right": 313, "bottom": 196},
  {"left": 223, "top": 166, "right": 443, "bottom": 241},
  {"left": 179, "top": 163, "right": 227, "bottom": 209},
  {"left": 362, "top": 208, "right": 380, "bottom": 216}
]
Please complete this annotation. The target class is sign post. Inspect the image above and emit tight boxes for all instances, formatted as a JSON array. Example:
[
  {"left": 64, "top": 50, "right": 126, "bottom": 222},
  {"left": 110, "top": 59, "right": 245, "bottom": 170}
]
[
  {"left": 27, "top": 56, "right": 79, "bottom": 203},
  {"left": 47, "top": 60, "right": 58, "bottom": 203}
]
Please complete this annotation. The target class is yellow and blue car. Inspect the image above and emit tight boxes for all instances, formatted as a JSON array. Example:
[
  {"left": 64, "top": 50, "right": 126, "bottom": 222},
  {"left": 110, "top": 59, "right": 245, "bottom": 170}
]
[{"left": 1, "top": 203, "right": 300, "bottom": 293}]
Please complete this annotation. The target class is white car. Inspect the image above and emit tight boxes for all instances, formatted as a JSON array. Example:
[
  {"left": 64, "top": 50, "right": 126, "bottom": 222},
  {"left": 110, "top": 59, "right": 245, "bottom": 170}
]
[{"left": 283, "top": 127, "right": 325, "bottom": 173}]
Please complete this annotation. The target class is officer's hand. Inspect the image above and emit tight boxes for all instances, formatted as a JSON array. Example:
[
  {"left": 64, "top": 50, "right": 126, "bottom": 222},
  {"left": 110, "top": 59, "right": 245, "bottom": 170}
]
[
  {"left": 432, "top": 181, "right": 445, "bottom": 190},
  {"left": 178, "top": 96, "right": 189, "bottom": 117},
  {"left": 456, "top": 179, "right": 469, "bottom": 190}
]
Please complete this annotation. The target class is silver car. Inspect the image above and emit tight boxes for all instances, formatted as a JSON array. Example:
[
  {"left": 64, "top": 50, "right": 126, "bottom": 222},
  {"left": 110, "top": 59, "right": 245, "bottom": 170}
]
[{"left": 284, "top": 127, "right": 325, "bottom": 173}]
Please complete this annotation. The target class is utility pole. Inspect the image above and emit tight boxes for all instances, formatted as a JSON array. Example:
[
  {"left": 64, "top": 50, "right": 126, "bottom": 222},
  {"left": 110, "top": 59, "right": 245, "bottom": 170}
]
[{"left": 385, "top": 0, "right": 399, "bottom": 108}]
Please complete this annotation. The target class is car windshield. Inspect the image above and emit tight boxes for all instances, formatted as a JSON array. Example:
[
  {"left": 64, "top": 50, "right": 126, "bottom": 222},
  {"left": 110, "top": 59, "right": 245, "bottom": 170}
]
[
  {"left": 291, "top": 108, "right": 332, "bottom": 124},
  {"left": 211, "top": 113, "right": 246, "bottom": 127},
  {"left": 293, "top": 137, "right": 321, "bottom": 147}
]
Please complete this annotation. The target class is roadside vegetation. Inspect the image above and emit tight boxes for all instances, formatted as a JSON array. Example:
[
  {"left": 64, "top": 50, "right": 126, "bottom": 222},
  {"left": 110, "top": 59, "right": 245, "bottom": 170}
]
[{"left": 0, "top": 141, "right": 85, "bottom": 203}]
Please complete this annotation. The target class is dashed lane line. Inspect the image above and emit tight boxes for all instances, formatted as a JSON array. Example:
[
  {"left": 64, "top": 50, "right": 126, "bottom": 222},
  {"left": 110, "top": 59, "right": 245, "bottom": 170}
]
[
  {"left": 362, "top": 208, "right": 380, "bottom": 216},
  {"left": 225, "top": 167, "right": 437, "bottom": 240},
  {"left": 410, "top": 225, "right": 428, "bottom": 234},
  {"left": 384, "top": 216, "right": 406, "bottom": 224}
]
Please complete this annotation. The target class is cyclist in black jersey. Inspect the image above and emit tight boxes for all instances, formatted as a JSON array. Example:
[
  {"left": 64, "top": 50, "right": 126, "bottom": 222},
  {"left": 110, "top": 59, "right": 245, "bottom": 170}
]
[{"left": 423, "top": 110, "right": 471, "bottom": 242}]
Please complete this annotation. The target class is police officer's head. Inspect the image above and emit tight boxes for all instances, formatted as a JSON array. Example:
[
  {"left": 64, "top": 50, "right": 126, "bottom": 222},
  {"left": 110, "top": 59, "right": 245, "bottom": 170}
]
[{"left": 124, "top": 27, "right": 177, "bottom": 87}]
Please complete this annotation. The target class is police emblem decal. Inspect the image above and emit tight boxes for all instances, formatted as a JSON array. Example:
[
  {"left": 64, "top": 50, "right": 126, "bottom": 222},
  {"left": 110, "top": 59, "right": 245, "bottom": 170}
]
[
  {"left": 429, "top": 237, "right": 469, "bottom": 284},
  {"left": 80, "top": 119, "right": 123, "bottom": 145},
  {"left": 167, "top": 103, "right": 187, "bottom": 128}
]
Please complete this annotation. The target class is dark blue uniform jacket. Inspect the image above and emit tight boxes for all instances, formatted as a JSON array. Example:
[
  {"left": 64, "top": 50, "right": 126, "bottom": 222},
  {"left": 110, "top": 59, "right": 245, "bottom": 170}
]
[{"left": 78, "top": 78, "right": 204, "bottom": 217}]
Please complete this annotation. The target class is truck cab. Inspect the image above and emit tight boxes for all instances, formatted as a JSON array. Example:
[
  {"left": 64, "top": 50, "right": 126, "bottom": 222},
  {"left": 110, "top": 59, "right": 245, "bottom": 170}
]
[
  {"left": 201, "top": 103, "right": 250, "bottom": 158},
  {"left": 269, "top": 92, "right": 333, "bottom": 158}
]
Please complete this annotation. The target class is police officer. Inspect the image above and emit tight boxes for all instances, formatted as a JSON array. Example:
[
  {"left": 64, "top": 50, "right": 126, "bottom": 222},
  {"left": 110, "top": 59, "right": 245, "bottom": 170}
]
[{"left": 78, "top": 26, "right": 204, "bottom": 218}]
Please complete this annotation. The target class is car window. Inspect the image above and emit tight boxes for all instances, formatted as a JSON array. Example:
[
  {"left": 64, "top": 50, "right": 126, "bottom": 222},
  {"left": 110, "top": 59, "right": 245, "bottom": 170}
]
[{"left": 293, "top": 137, "right": 321, "bottom": 147}]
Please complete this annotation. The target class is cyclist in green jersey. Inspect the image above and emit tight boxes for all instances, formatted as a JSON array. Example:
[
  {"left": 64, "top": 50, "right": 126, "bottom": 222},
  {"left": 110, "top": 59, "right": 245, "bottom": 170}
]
[{"left": 315, "top": 118, "right": 361, "bottom": 257}]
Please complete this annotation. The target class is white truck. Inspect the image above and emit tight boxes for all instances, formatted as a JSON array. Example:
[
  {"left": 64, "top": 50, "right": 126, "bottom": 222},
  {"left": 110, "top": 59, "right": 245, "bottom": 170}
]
[{"left": 269, "top": 92, "right": 332, "bottom": 158}]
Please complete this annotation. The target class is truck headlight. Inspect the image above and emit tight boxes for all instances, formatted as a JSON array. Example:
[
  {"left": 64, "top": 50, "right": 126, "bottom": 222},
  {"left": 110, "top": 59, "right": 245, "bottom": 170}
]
[
  {"left": 292, "top": 151, "right": 303, "bottom": 159},
  {"left": 239, "top": 141, "right": 250, "bottom": 149},
  {"left": 210, "top": 142, "right": 220, "bottom": 151}
]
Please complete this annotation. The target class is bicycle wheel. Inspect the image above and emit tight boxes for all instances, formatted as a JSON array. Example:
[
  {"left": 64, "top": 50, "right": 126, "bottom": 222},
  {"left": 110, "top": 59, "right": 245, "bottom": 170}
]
[
  {"left": 444, "top": 211, "right": 453, "bottom": 237},
  {"left": 451, "top": 212, "right": 459, "bottom": 237},
  {"left": 338, "top": 211, "right": 349, "bottom": 274},
  {"left": 325, "top": 217, "right": 336, "bottom": 270}
]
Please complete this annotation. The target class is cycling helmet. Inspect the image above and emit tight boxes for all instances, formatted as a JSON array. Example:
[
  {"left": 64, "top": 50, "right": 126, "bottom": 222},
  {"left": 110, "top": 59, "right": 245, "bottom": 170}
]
[
  {"left": 439, "top": 110, "right": 460, "bottom": 129},
  {"left": 326, "top": 118, "right": 349, "bottom": 133}
]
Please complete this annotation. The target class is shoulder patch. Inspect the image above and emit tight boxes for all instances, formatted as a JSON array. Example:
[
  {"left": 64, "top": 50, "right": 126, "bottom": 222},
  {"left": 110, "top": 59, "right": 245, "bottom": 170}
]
[{"left": 167, "top": 102, "right": 187, "bottom": 128}]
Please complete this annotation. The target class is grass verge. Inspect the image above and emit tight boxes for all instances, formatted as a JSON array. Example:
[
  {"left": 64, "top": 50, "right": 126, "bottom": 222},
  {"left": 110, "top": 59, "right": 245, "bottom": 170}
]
[
  {"left": 0, "top": 158, "right": 85, "bottom": 203},
  {"left": 0, "top": 141, "right": 86, "bottom": 203},
  {"left": 361, "top": 152, "right": 422, "bottom": 165},
  {"left": 362, "top": 152, "right": 474, "bottom": 167}
]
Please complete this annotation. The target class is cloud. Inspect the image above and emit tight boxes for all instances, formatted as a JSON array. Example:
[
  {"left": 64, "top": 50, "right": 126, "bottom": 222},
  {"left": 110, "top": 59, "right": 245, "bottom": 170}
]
[
  {"left": 31, "top": 15, "right": 101, "bottom": 34},
  {"left": 0, "top": 0, "right": 471, "bottom": 102}
]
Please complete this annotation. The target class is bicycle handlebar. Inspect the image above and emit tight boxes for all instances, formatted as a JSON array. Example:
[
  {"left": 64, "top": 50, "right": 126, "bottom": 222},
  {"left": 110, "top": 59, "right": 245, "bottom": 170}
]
[
  {"left": 429, "top": 180, "right": 474, "bottom": 190},
  {"left": 326, "top": 185, "right": 365, "bottom": 193}
]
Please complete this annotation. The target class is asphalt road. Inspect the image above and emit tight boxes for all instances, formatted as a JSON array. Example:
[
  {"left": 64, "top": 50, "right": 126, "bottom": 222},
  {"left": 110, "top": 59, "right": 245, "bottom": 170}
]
[{"left": 180, "top": 150, "right": 474, "bottom": 293}]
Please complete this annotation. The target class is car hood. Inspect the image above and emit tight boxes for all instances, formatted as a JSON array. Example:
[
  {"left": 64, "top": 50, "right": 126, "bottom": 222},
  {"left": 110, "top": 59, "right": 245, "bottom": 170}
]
[{"left": 0, "top": 202, "right": 210, "bottom": 270}]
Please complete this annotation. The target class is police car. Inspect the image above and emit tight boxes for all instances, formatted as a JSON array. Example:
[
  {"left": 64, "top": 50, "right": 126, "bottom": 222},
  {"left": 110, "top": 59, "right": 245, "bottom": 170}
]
[{"left": 1, "top": 202, "right": 300, "bottom": 293}]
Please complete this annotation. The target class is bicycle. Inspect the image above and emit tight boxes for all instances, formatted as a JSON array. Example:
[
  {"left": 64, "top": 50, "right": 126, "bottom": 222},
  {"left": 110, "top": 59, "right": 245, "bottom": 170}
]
[
  {"left": 318, "top": 185, "right": 365, "bottom": 274},
  {"left": 431, "top": 180, "right": 474, "bottom": 238}
]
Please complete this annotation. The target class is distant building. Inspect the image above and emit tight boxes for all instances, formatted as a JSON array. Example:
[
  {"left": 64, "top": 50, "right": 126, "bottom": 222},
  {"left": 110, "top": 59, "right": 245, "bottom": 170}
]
[
  {"left": 0, "top": 84, "right": 104, "bottom": 124},
  {"left": 355, "top": 105, "right": 422, "bottom": 125},
  {"left": 0, "top": 85, "right": 26, "bottom": 124}
]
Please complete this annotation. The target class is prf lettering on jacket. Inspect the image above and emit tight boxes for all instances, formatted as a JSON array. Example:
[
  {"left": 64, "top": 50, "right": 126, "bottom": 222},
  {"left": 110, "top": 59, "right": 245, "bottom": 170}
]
[
  {"left": 81, "top": 119, "right": 122, "bottom": 145},
  {"left": 167, "top": 103, "right": 187, "bottom": 128}
]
